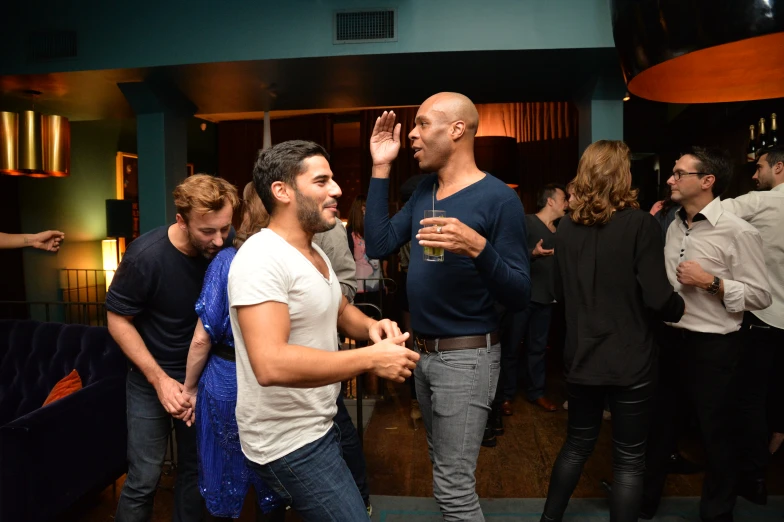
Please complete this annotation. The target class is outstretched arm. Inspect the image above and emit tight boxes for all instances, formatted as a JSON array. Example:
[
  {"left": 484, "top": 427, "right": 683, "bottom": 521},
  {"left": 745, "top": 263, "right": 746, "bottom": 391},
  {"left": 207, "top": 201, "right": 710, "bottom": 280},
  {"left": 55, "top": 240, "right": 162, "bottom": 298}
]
[{"left": 0, "top": 230, "right": 64, "bottom": 251}]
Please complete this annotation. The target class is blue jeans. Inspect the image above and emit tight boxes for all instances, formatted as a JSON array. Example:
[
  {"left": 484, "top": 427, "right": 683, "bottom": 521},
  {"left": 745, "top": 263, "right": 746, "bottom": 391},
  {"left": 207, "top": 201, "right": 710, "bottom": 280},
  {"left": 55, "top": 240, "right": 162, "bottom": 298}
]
[
  {"left": 335, "top": 394, "right": 370, "bottom": 506},
  {"left": 415, "top": 336, "right": 501, "bottom": 521},
  {"left": 500, "top": 302, "right": 554, "bottom": 402},
  {"left": 246, "top": 425, "right": 367, "bottom": 522},
  {"left": 115, "top": 368, "right": 203, "bottom": 522}
]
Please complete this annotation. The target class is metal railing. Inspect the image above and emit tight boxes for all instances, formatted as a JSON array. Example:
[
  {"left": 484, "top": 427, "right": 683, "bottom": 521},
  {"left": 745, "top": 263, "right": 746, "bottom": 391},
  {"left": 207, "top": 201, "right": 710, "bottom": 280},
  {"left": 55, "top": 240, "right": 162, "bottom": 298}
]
[
  {"left": 344, "top": 302, "right": 384, "bottom": 444},
  {"left": 60, "top": 268, "right": 112, "bottom": 304},
  {"left": 354, "top": 277, "right": 397, "bottom": 317}
]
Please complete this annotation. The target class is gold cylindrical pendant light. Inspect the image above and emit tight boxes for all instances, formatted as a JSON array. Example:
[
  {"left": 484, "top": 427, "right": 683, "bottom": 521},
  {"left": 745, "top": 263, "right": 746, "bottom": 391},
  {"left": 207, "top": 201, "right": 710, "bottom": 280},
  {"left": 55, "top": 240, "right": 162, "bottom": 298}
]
[
  {"left": 0, "top": 112, "right": 20, "bottom": 175},
  {"left": 18, "top": 110, "right": 43, "bottom": 173},
  {"left": 42, "top": 114, "right": 70, "bottom": 177}
]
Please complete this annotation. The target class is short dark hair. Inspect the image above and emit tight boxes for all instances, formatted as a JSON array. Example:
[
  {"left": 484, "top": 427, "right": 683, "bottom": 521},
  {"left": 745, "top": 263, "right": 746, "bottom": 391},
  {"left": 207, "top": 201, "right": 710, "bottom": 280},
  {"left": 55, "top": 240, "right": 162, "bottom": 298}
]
[
  {"left": 684, "top": 146, "right": 733, "bottom": 197},
  {"left": 536, "top": 183, "right": 566, "bottom": 211},
  {"left": 759, "top": 145, "right": 784, "bottom": 170},
  {"left": 252, "top": 140, "right": 329, "bottom": 216}
]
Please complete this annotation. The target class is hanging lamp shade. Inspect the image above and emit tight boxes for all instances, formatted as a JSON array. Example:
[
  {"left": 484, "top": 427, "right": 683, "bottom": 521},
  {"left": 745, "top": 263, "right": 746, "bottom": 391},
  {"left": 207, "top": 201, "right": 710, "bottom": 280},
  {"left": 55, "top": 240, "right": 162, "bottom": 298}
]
[
  {"left": 612, "top": 0, "right": 784, "bottom": 103},
  {"left": 18, "top": 110, "right": 43, "bottom": 173},
  {"left": 42, "top": 114, "right": 70, "bottom": 177},
  {"left": 0, "top": 112, "right": 20, "bottom": 175}
]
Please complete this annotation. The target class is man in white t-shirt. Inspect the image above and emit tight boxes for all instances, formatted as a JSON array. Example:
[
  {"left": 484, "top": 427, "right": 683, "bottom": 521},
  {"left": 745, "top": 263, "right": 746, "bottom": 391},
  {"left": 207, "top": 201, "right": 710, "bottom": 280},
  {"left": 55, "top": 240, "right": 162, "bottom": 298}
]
[{"left": 228, "top": 140, "right": 418, "bottom": 521}]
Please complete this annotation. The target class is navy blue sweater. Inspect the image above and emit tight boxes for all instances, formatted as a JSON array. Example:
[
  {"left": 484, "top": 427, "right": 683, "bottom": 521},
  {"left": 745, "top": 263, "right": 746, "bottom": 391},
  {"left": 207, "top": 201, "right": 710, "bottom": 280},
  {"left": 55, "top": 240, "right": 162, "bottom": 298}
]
[{"left": 365, "top": 174, "right": 531, "bottom": 337}]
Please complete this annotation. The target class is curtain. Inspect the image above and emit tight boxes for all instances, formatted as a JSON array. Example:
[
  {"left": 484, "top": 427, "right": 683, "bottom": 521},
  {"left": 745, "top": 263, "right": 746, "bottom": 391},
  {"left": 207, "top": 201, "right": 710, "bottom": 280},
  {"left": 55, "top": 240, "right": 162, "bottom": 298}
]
[
  {"left": 217, "top": 115, "right": 333, "bottom": 191},
  {"left": 476, "top": 102, "right": 578, "bottom": 142},
  {"left": 216, "top": 103, "right": 578, "bottom": 217}
]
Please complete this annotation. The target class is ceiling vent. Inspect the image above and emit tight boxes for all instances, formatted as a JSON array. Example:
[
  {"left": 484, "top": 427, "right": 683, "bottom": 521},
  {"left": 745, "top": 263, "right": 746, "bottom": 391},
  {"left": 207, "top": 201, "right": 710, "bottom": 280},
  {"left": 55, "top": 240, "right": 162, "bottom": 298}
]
[
  {"left": 27, "top": 30, "right": 78, "bottom": 62},
  {"left": 334, "top": 9, "right": 397, "bottom": 44}
]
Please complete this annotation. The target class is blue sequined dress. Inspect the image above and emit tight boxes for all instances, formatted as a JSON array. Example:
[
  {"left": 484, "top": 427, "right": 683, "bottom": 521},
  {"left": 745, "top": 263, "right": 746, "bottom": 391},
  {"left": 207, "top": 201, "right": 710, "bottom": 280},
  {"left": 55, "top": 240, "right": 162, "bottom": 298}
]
[{"left": 194, "top": 247, "right": 283, "bottom": 517}]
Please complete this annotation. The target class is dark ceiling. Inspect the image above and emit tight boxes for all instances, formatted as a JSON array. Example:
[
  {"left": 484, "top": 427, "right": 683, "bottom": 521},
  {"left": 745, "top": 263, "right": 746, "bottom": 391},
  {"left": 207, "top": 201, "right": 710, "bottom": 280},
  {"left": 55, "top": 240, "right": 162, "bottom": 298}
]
[{"left": 0, "top": 48, "right": 624, "bottom": 121}]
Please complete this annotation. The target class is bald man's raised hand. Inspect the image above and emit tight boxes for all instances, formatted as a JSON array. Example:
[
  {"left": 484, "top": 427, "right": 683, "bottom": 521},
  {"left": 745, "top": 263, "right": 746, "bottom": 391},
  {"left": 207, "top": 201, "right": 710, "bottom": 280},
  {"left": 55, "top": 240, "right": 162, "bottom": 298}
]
[{"left": 370, "top": 111, "right": 402, "bottom": 166}]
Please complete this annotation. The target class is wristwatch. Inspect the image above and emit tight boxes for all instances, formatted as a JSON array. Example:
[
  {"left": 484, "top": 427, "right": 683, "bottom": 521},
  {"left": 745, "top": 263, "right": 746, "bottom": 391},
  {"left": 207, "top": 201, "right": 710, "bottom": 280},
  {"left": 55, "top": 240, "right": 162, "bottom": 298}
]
[{"left": 706, "top": 276, "right": 721, "bottom": 295}]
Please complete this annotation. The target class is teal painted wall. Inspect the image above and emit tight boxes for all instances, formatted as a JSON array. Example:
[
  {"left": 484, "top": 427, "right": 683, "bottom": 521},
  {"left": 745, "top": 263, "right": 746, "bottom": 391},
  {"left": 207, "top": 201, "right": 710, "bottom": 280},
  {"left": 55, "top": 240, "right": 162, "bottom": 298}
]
[
  {"left": 577, "top": 98, "right": 624, "bottom": 154},
  {"left": 590, "top": 100, "right": 624, "bottom": 142},
  {"left": 1, "top": 0, "right": 614, "bottom": 75},
  {"left": 19, "top": 119, "right": 137, "bottom": 305},
  {"left": 18, "top": 117, "right": 217, "bottom": 304}
]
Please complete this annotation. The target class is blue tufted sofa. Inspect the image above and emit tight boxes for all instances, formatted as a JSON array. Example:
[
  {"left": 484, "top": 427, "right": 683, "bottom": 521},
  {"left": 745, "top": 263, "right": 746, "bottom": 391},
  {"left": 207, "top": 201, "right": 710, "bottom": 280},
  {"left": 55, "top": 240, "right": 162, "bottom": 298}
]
[{"left": 0, "top": 320, "right": 128, "bottom": 521}]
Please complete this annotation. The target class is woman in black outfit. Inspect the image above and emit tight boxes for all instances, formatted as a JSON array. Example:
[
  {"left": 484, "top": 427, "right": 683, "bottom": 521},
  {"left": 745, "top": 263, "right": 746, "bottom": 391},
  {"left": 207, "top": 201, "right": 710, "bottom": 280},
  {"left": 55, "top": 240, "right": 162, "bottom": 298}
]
[{"left": 540, "top": 140, "right": 685, "bottom": 522}]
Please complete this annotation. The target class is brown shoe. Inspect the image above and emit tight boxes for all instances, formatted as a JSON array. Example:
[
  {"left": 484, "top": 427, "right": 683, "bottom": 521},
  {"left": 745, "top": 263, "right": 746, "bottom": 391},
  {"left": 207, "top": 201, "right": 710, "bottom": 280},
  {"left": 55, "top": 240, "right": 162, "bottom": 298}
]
[
  {"left": 501, "top": 400, "right": 513, "bottom": 416},
  {"left": 532, "top": 397, "right": 557, "bottom": 412}
]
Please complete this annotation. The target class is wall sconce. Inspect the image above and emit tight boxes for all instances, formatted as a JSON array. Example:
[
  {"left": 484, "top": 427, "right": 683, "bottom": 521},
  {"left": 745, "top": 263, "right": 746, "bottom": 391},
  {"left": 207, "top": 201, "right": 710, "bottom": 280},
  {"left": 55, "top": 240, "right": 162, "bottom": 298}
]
[{"left": 102, "top": 239, "right": 118, "bottom": 291}]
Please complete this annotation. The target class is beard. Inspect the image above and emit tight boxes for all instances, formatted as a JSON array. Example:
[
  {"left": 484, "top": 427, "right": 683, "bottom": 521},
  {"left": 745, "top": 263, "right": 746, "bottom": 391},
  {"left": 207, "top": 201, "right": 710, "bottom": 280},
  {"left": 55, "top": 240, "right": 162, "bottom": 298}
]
[
  {"left": 296, "top": 190, "right": 337, "bottom": 234},
  {"left": 187, "top": 231, "right": 220, "bottom": 260},
  {"left": 756, "top": 177, "right": 773, "bottom": 191}
]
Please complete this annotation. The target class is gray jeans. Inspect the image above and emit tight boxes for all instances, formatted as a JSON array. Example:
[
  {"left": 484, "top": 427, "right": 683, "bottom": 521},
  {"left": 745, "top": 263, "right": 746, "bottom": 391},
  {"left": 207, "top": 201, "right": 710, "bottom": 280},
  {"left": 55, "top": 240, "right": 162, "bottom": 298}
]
[{"left": 414, "top": 336, "right": 501, "bottom": 522}]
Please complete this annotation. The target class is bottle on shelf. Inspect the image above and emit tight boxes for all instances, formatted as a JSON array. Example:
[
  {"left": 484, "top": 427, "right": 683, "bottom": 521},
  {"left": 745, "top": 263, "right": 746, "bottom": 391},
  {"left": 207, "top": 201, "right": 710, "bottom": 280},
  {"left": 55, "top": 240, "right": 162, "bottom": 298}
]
[
  {"left": 747, "top": 124, "right": 757, "bottom": 162},
  {"left": 771, "top": 113, "right": 778, "bottom": 146},
  {"left": 759, "top": 117, "right": 768, "bottom": 149}
]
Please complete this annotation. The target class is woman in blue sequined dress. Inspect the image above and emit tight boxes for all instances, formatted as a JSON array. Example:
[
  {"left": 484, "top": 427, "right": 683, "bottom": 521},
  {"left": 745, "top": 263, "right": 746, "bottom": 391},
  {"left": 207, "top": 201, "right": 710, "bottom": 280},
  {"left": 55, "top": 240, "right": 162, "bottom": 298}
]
[{"left": 179, "top": 182, "right": 285, "bottom": 521}]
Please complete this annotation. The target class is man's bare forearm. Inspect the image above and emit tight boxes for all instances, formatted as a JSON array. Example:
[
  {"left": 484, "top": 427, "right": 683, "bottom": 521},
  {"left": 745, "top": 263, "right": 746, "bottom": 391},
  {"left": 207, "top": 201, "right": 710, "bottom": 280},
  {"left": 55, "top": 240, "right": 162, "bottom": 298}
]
[
  {"left": 337, "top": 303, "right": 376, "bottom": 341},
  {"left": 107, "top": 311, "right": 166, "bottom": 385},
  {"left": 251, "top": 342, "right": 374, "bottom": 388}
]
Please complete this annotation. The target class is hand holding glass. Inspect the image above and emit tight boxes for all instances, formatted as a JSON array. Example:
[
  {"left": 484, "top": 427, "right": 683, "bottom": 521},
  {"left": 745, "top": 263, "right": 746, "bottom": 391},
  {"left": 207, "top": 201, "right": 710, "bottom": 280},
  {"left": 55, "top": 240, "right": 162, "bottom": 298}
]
[{"left": 423, "top": 210, "right": 445, "bottom": 262}]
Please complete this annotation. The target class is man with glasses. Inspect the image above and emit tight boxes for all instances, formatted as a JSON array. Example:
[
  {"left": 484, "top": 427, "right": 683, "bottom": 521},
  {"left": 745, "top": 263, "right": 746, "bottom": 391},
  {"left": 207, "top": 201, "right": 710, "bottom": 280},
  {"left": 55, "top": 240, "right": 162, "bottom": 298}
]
[
  {"left": 721, "top": 144, "right": 784, "bottom": 505},
  {"left": 641, "top": 147, "right": 771, "bottom": 522}
]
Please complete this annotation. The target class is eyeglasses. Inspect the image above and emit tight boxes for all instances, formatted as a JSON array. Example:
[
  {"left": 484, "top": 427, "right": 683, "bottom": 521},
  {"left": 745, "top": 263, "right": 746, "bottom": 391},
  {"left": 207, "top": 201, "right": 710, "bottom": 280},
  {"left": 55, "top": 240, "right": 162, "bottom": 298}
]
[{"left": 671, "top": 170, "right": 709, "bottom": 181}]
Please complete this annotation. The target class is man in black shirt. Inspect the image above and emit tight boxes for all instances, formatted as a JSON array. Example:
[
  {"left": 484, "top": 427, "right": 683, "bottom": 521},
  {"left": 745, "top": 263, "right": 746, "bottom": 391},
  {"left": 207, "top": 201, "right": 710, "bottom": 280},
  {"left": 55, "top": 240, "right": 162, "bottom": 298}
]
[
  {"left": 499, "top": 184, "right": 568, "bottom": 417},
  {"left": 106, "top": 174, "right": 239, "bottom": 522}
]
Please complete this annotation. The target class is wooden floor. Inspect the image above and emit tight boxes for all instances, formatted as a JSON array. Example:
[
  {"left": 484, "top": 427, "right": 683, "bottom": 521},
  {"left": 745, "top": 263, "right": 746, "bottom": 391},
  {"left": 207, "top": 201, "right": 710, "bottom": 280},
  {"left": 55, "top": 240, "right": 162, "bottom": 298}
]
[
  {"left": 364, "top": 378, "right": 784, "bottom": 499},
  {"left": 60, "top": 366, "right": 784, "bottom": 521}
]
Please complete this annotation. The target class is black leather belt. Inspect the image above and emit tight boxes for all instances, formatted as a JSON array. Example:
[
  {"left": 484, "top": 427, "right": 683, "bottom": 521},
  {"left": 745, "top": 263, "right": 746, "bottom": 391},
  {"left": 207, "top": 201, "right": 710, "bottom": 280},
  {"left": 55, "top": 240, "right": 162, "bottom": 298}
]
[
  {"left": 212, "top": 343, "right": 235, "bottom": 362},
  {"left": 413, "top": 332, "right": 500, "bottom": 354}
]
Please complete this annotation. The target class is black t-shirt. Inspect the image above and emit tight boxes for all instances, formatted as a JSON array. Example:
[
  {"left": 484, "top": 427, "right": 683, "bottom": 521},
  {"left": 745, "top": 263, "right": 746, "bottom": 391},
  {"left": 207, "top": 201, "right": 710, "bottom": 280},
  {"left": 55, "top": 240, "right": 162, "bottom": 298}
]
[
  {"left": 526, "top": 214, "right": 557, "bottom": 304},
  {"left": 555, "top": 209, "right": 685, "bottom": 386},
  {"left": 105, "top": 225, "right": 210, "bottom": 378}
]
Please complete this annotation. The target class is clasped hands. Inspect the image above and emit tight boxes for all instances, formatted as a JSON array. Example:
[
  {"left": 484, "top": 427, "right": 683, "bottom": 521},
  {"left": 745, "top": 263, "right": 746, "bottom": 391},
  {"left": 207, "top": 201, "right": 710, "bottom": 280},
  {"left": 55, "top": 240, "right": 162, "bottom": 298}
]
[
  {"left": 154, "top": 375, "right": 197, "bottom": 426},
  {"left": 417, "top": 217, "right": 487, "bottom": 258}
]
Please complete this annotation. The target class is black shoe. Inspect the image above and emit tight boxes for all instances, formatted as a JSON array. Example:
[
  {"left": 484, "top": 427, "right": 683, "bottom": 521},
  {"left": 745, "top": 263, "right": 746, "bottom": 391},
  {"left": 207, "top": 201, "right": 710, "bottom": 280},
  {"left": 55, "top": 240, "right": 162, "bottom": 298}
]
[
  {"left": 493, "top": 414, "right": 504, "bottom": 436},
  {"left": 481, "top": 424, "right": 497, "bottom": 447},
  {"left": 666, "top": 452, "right": 703, "bottom": 475},
  {"left": 491, "top": 406, "right": 504, "bottom": 436},
  {"left": 737, "top": 477, "right": 767, "bottom": 505}
]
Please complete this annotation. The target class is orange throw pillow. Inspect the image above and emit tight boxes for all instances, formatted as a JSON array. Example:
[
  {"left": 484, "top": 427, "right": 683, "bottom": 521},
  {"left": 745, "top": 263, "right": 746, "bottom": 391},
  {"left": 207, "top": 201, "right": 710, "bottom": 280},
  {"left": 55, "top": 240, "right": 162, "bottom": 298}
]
[{"left": 43, "top": 369, "right": 82, "bottom": 406}]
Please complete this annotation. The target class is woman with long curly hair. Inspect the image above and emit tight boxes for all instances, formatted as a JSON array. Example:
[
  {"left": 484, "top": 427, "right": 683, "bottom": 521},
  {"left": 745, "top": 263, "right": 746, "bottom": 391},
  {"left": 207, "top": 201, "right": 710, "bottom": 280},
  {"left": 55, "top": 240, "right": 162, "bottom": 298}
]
[
  {"left": 540, "top": 141, "right": 685, "bottom": 522},
  {"left": 179, "top": 182, "right": 285, "bottom": 522}
]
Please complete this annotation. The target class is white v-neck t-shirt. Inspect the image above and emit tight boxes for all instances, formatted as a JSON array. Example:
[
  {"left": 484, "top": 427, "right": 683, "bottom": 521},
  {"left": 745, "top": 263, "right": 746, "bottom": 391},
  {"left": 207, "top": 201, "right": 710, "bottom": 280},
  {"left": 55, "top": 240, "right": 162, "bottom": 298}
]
[{"left": 228, "top": 228, "right": 342, "bottom": 465}]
